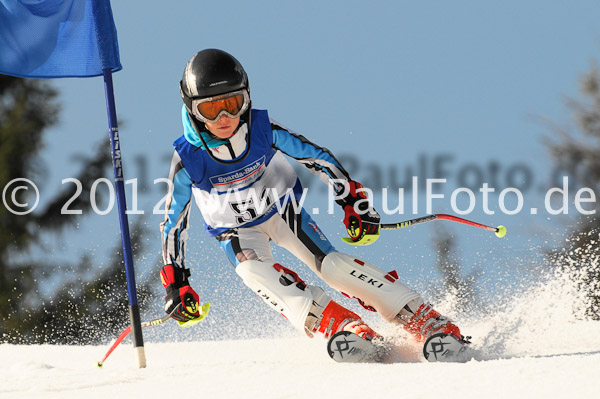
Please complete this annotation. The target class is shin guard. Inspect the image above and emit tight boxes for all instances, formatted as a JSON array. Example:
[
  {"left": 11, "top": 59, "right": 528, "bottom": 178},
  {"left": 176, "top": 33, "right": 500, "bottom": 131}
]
[
  {"left": 320, "top": 252, "right": 422, "bottom": 322},
  {"left": 236, "top": 260, "right": 312, "bottom": 332}
]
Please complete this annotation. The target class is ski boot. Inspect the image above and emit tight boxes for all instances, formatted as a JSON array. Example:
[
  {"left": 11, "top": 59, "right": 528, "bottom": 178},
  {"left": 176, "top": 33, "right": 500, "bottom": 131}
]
[
  {"left": 400, "top": 301, "right": 472, "bottom": 362},
  {"left": 305, "top": 286, "right": 379, "bottom": 340}
]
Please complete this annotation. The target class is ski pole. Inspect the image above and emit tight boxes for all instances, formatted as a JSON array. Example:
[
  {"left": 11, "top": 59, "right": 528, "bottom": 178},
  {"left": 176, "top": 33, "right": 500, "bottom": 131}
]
[
  {"left": 97, "top": 302, "right": 210, "bottom": 368},
  {"left": 97, "top": 313, "right": 172, "bottom": 368},
  {"left": 380, "top": 214, "right": 506, "bottom": 238}
]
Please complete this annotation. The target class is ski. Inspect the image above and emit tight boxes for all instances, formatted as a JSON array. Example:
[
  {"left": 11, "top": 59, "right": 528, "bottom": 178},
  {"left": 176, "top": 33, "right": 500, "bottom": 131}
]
[
  {"left": 327, "top": 331, "right": 392, "bottom": 363},
  {"left": 423, "top": 333, "right": 473, "bottom": 363},
  {"left": 327, "top": 330, "right": 474, "bottom": 363}
]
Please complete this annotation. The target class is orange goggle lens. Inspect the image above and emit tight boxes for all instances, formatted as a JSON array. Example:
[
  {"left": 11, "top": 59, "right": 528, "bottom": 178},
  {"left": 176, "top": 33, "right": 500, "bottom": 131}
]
[{"left": 195, "top": 93, "right": 245, "bottom": 121}]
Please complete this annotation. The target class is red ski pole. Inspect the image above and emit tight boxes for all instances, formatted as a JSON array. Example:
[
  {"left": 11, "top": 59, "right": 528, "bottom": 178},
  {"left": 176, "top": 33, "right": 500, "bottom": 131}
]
[
  {"left": 97, "top": 303, "right": 209, "bottom": 368},
  {"left": 97, "top": 313, "right": 172, "bottom": 368},
  {"left": 380, "top": 213, "right": 506, "bottom": 238}
]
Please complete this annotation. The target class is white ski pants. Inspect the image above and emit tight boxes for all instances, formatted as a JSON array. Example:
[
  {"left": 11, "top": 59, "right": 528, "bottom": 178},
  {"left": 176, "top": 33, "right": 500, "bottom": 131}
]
[{"left": 216, "top": 204, "right": 422, "bottom": 331}]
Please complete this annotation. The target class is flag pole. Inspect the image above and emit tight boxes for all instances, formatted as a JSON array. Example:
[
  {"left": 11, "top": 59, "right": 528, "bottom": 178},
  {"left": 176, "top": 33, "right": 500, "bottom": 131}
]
[{"left": 102, "top": 68, "right": 146, "bottom": 368}]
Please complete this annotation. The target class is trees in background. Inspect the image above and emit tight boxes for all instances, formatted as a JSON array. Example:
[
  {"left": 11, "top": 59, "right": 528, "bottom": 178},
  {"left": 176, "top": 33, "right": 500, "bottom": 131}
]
[
  {"left": 546, "top": 63, "right": 600, "bottom": 320},
  {"left": 0, "top": 76, "right": 155, "bottom": 343}
]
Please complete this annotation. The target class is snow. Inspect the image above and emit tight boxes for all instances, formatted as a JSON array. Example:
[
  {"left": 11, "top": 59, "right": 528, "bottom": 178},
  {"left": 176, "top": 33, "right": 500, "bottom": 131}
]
[
  {"left": 1, "top": 337, "right": 599, "bottom": 399},
  {"left": 2, "top": 268, "right": 599, "bottom": 399}
]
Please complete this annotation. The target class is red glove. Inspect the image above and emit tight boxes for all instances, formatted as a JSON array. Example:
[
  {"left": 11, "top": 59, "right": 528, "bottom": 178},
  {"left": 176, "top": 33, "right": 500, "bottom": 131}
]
[
  {"left": 160, "top": 264, "right": 201, "bottom": 322},
  {"left": 337, "top": 181, "right": 381, "bottom": 245}
]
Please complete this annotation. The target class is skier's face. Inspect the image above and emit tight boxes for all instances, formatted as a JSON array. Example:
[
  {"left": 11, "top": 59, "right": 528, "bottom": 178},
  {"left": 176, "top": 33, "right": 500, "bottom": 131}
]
[{"left": 205, "top": 114, "right": 240, "bottom": 139}]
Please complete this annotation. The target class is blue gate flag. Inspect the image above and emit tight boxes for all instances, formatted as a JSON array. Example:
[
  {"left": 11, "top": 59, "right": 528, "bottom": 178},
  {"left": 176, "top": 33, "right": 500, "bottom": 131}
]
[{"left": 0, "top": 0, "right": 122, "bottom": 78}]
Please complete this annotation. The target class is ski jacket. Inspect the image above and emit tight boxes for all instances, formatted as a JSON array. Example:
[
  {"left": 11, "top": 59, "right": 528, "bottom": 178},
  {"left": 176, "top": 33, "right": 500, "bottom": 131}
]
[{"left": 160, "top": 106, "right": 350, "bottom": 266}]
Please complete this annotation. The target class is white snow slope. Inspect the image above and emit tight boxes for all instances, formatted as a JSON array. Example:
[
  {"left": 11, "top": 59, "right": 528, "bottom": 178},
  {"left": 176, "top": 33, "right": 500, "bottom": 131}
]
[{"left": 2, "top": 267, "right": 599, "bottom": 399}]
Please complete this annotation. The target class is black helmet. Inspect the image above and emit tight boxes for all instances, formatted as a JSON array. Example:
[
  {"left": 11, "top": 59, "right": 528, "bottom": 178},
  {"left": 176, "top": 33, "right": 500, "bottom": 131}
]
[{"left": 180, "top": 49, "right": 249, "bottom": 113}]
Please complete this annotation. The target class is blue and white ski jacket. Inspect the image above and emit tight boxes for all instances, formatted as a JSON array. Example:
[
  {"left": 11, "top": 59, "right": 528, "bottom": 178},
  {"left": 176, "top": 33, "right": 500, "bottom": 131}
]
[{"left": 160, "top": 106, "right": 350, "bottom": 266}]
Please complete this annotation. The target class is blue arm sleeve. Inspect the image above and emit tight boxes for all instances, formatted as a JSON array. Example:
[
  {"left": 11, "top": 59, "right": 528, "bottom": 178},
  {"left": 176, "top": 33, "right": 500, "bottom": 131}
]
[
  {"left": 272, "top": 127, "right": 350, "bottom": 183},
  {"left": 160, "top": 152, "right": 193, "bottom": 267}
]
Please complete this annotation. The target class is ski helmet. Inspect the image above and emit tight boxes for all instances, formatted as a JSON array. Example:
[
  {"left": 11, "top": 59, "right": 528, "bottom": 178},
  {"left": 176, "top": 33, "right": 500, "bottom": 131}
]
[
  {"left": 180, "top": 49, "right": 252, "bottom": 164},
  {"left": 180, "top": 49, "right": 250, "bottom": 116}
]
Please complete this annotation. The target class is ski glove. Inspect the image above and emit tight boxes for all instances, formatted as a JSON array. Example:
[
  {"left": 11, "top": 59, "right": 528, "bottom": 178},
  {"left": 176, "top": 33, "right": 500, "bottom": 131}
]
[
  {"left": 160, "top": 264, "right": 201, "bottom": 323},
  {"left": 336, "top": 181, "right": 381, "bottom": 245}
]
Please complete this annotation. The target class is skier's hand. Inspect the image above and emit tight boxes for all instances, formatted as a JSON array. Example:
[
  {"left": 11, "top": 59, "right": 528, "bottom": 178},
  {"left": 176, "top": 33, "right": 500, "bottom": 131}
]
[
  {"left": 337, "top": 181, "right": 381, "bottom": 245},
  {"left": 160, "top": 264, "right": 201, "bottom": 322}
]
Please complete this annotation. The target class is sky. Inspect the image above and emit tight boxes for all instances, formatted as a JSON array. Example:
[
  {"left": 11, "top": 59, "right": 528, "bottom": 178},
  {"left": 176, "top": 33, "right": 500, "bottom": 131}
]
[{"left": 26, "top": 1, "right": 600, "bottom": 315}]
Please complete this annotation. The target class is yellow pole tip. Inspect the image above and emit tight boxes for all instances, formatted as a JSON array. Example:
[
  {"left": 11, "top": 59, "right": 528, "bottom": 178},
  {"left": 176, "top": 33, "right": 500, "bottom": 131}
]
[{"left": 495, "top": 225, "right": 507, "bottom": 238}]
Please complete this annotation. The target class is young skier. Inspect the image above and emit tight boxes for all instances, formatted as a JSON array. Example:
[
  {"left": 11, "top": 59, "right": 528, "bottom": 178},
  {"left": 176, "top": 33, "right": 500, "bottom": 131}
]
[{"left": 159, "top": 49, "right": 466, "bottom": 359}]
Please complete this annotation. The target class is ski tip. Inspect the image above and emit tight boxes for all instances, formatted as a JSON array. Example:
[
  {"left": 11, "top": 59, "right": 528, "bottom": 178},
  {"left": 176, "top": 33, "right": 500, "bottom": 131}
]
[
  {"left": 327, "top": 331, "right": 386, "bottom": 363},
  {"left": 327, "top": 331, "right": 357, "bottom": 362},
  {"left": 423, "top": 333, "right": 472, "bottom": 363}
]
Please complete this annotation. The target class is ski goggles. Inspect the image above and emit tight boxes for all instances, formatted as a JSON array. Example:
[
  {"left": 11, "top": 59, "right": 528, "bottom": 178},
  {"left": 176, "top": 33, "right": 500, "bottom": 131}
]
[{"left": 191, "top": 89, "right": 250, "bottom": 123}]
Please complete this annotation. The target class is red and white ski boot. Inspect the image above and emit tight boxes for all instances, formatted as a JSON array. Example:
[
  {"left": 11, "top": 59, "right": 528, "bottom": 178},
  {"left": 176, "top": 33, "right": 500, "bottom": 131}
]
[
  {"left": 401, "top": 302, "right": 472, "bottom": 362},
  {"left": 402, "top": 303, "right": 462, "bottom": 342},
  {"left": 305, "top": 286, "right": 379, "bottom": 340}
]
